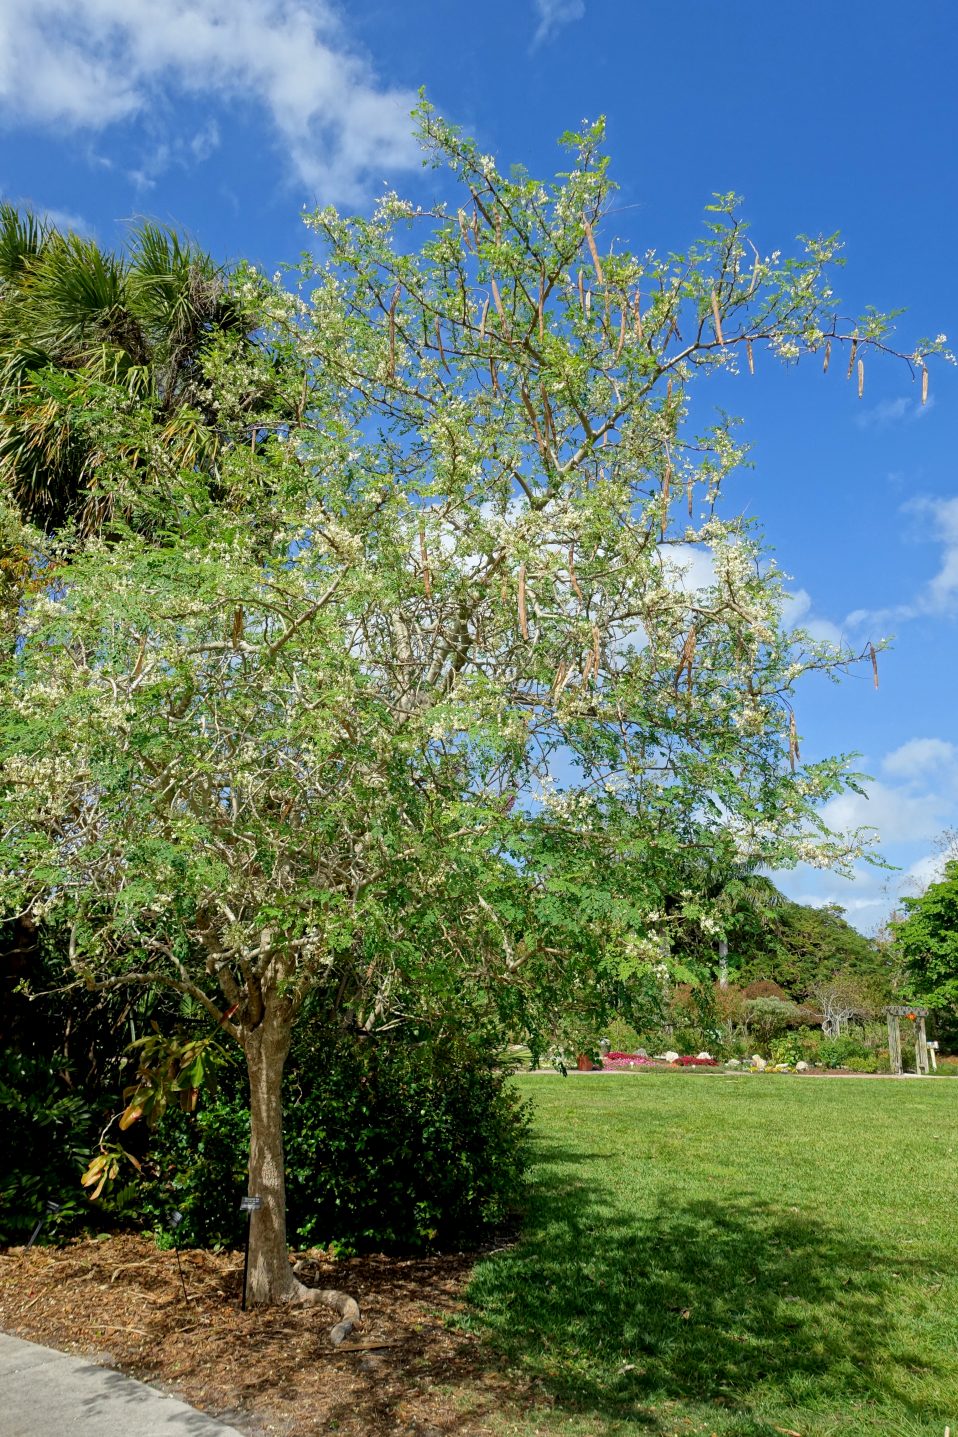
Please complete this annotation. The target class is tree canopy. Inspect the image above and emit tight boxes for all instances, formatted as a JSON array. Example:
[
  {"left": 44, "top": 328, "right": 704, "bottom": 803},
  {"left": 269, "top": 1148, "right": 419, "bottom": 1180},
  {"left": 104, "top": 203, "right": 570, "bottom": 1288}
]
[
  {"left": 893, "top": 860, "right": 958, "bottom": 1018},
  {"left": 0, "top": 107, "right": 938, "bottom": 1303}
]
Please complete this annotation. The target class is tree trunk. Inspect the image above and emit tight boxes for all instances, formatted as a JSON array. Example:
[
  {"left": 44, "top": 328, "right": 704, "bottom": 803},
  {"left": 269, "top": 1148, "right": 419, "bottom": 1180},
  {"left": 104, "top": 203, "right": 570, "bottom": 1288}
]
[
  {"left": 718, "top": 938, "right": 729, "bottom": 989},
  {"left": 243, "top": 998, "right": 298, "bottom": 1305}
]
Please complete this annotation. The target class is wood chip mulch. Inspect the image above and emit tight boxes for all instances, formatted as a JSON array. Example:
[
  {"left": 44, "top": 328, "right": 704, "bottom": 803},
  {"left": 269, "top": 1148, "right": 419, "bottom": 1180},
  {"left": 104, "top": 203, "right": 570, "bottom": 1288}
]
[{"left": 0, "top": 1235, "right": 529, "bottom": 1436}]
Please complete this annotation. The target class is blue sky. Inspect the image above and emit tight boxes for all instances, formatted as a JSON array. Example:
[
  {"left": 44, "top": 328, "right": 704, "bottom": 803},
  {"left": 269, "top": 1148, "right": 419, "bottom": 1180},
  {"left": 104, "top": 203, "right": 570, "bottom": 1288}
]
[{"left": 2, "top": 0, "right": 956, "bottom": 931}]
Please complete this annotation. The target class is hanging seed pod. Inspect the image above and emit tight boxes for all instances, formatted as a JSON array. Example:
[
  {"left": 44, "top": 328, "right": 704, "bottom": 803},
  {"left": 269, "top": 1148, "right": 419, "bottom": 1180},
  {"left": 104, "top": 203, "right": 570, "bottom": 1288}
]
[
  {"left": 584, "top": 289, "right": 592, "bottom": 316},
  {"left": 471, "top": 209, "right": 480, "bottom": 246},
  {"left": 615, "top": 306, "right": 627, "bottom": 361},
  {"left": 489, "top": 355, "right": 499, "bottom": 394},
  {"left": 490, "top": 274, "right": 506, "bottom": 327},
  {"left": 687, "top": 473, "right": 694, "bottom": 517},
  {"left": 711, "top": 291, "right": 725, "bottom": 345},
  {"left": 583, "top": 218, "right": 605, "bottom": 285},
  {"left": 568, "top": 544, "right": 584, "bottom": 603},
  {"left": 746, "top": 338, "right": 754, "bottom": 375},
  {"left": 675, "top": 626, "right": 696, "bottom": 690},
  {"left": 857, "top": 357, "right": 864, "bottom": 399},
  {"left": 457, "top": 209, "right": 470, "bottom": 248},
  {"left": 789, "top": 710, "right": 800, "bottom": 772},
  {"left": 590, "top": 623, "right": 601, "bottom": 682},
  {"left": 633, "top": 290, "right": 644, "bottom": 339},
  {"left": 518, "top": 563, "right": 529, "bottom": 639},
  {"left": 435, "top": 316, "right": 448, "bottom": 371},
  {"left": 479, "top": 296, "right": 489, "bottom": 341},
  {"left": 823, "top": 339, "right": 831, "bottom": 374},
  {"left": 869, "top": 642, "right": 879, "bottom": 690},
  {"left": 661, "top": 458, "right": 671, "bottom": 537},
  {"left": 538, "top": 268, "right": 545, "bottom": 341},
  {"left": 419, "top": 524, "right": 432, "bottom": 598},
  {"left": 847, "top": 334, "right": 858, "bottom": 380},
  {"left": 748, "top": 251, "right": 761, "bottom": 296},
  {"left": 578, "top": 271, "right": 585, "bottom": 309},
  {"left": 521, "top": 385, "right": 547, "bottom": 458},
  {"left": 494, "top": 211, "right": 502, "bottom": 246},
  {"left": 231, "top": 606, "right": 244, "bottom": 649},
  {"left": 552, "top": 660, "right": 571, "bottom": 697},
  {"left": 131, "top": 635, "right": 147, "bottom": 682},
  {"left": 922, "top": 365, "right": 929, "bottom": 405},
  {"left": 388, "top": 285, "right": 400, "bottom": 380},
  {"left": 541, "top": 384, "right": 557, "bottom": 446}
]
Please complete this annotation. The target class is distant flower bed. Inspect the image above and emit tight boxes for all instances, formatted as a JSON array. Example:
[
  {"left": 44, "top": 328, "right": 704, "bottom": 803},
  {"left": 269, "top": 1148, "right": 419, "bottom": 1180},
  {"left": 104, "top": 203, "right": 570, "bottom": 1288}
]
[
  {"left": 601, "top": 1052, "right": 656, "bottom": 1069},
  {"left": 672, "top": 1056, "right": 718, "bottom": 1067}
]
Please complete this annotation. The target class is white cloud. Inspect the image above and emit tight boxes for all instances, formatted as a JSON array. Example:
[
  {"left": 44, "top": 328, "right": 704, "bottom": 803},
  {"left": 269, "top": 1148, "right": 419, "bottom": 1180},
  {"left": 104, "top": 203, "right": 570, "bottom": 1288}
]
[
  {"left": 662, "top": 542, "right": 715, "bottom": 594},
  {"left": 820, "top": 779, "right": 950, "bottom": 847},
  {"left": 845, "top": 495, "right": 958, "bottom": 632},
  {"left": 782, "top": 588, "right": 844, "bottom": 647},
  {"left": 882, "top": 737, "right": 958, "bottom": 782},
  {"left": 0, "top": 0, "right": 420, "bottom": 202},
  {"left": 533, "top": 0, "right": 585, "bottom": 45},
  {"left": 855, "top": 393, "right": 934, "bottom": 430}
]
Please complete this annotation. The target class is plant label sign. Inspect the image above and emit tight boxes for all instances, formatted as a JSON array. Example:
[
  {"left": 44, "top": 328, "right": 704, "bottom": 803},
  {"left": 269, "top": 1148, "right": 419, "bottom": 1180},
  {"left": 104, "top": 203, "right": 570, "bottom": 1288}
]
[{"left": 240, "top": 1195, "right": 263, "bottom": 1213}]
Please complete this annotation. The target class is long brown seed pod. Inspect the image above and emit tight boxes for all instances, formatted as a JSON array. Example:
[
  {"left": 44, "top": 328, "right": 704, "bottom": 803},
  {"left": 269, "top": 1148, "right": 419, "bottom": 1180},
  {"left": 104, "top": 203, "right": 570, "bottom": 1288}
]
[
  {"left": 457, "top": 209, "right": 470, "bottom": 248},
  {"left": 489, "top": 355, "right": 499, "bottom": 394},
  {"left": 633, "top": 290, "right": 644, "bottom": 339},
  {"left": 540, "top": 383, "right": 557, "bottom": 447},
  {"left": 518, "top": 563, "right": 529, "bottom": 640},
  {"left": 578, "top": 271, "right": 585, "bottom": 308},
  {"left": 590, "top": 623, "right": 601, "bottom": 682},
  {"left": 583, "top": 218, "right": 605, "bottom": 285},
  {"left": 435, "top": 316, "right": 448, "bottom": 371},
  {"left": 490, "top": 274, "right": 507, "bottom": 329},
  {"left": 922, "top": 365, "right": 929, "bottom": 405},
  {"left": 661, "top": 458, "right": 671, "bottom": 537},
  {"left": 857, "top": 357, "right": 864, "bottom": 399},
  {"left": 675, "top": 626, "right": 696, "bottom": 690},
  {"left": 538, "top": 268, "right": 545, "bottom": 341},
  {"left": 131, "top": 635, "right": 147, "bottom": 681},
  {"left": 521, "top": 385, "right": 547, "bottom": 458},
  {"left": 746, "top": 338, "right": 754, "bottom": 375},
  {"left": 789, "top": 710, "right": 800, "bottom": 772},
  {"left": 711, "top": 291, "right": 725, "bottom": 345},
  {"left": 231, "top": 606, "right": 244, "bottom": 649},
  {"left": 847, "top": 334, "right": 858, "bottom": 380},
  {"left": 568, "top": 543, "right": 584, "bottom": 603},
  {"left": 388, "top": 285, "right": 400, "bottom": 380},
  {"left": 552, "top": 660, "right": 570, "bottom": 697},
  {"left": 823, "top": 339, "right": 831, "bottom": 374},
  {"left": 584, "top": 288, "right": 592, "bottom": 316},
  {"left": 479, "top": 296, "right": 489, "bottom": 340},
  {"left": 869, "top": 642, "right": 879, "bottom": 690},
  {"left": 687, "top": 473, "right": 694, "bottom": 517},
  {"left": 615, "top": 306, "right": 627, "bottom": 361},
  {"left": 419, "top": 524, "right": 432, "bottom": 598}
]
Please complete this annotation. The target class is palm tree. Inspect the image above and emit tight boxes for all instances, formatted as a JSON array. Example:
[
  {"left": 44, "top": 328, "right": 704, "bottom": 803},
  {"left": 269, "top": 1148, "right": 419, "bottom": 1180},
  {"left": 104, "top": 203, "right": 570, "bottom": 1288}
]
[{"left": 0, "top": 206, "right": 263, "bottom": 535}]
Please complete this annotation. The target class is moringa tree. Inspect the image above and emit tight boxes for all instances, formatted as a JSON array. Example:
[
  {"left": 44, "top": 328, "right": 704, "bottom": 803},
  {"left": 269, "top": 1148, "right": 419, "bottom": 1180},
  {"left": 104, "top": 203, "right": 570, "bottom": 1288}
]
[{"left": 0, "top": 107, "right": 943, "bottom": 1305}]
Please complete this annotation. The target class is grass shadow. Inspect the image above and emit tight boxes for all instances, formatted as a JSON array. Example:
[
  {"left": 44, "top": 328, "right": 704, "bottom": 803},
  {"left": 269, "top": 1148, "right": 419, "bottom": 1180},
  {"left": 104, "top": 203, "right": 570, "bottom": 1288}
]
[{"left": 465, "top": 1141, "right": 945, "bottom": 1433}]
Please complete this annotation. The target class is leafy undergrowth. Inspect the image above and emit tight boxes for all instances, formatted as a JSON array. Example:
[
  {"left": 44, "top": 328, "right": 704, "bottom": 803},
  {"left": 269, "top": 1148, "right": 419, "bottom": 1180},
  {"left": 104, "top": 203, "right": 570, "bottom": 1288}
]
[{"left": 466, "top": 1073, "right": 958, "bottom": 1437}]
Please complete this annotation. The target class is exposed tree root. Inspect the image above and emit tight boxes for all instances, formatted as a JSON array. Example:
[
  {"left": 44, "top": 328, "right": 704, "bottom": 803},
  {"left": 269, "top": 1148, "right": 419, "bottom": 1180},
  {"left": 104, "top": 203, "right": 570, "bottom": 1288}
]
[{"left": 289, "top": 1266, "right": 360, "bottom": 1343}]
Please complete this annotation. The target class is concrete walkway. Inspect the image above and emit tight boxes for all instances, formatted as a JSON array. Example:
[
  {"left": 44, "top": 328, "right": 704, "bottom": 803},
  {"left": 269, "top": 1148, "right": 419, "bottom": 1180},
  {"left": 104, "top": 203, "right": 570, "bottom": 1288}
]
[{"left": 0, "top": 1333, "right": 244, "bottom": 1436}]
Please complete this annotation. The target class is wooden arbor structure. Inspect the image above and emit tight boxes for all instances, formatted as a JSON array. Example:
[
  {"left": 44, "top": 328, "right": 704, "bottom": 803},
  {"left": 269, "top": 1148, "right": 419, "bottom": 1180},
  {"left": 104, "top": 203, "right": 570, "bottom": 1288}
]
[{"left": 885, "top": 1006, "right": 930, "bottom": 1076}]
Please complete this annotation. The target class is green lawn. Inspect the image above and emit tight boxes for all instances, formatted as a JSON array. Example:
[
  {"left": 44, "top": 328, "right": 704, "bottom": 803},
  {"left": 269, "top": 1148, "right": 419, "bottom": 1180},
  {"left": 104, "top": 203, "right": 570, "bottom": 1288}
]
[{"left": 465, "top": 1073, "right": 958, "bottom": 1437}]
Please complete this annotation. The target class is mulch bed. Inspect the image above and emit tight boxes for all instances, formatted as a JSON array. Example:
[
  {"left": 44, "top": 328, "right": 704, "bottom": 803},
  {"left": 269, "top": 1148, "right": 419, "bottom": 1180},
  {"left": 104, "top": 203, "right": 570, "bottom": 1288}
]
[{"left": 0, "top": 1235, "right": 528, "bottom": 1436}]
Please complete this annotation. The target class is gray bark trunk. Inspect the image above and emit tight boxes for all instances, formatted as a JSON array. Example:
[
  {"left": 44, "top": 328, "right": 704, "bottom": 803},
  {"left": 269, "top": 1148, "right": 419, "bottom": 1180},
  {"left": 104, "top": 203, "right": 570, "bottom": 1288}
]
[{"left": 243, "top": 998, "right": 297, "bottom": 1305}]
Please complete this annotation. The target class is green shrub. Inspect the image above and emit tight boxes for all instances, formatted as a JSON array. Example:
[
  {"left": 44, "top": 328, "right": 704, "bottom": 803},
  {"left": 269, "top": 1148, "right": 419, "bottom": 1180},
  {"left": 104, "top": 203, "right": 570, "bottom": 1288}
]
[
  {"left": 142, "top": 1030, "right": 531, "bottom": 1253},
  {"left": 282, "top": 1032, "right": 530, "bottom": 1252},
  {"left": 0, "top": 1053, "right": 96, "bottom": 1243},
  {"left": 769, "top": 1034, "right": 805, "bottom": 1066},
  {"left": 818, "top": 1035, "right": 870, "bottom": 1069}
]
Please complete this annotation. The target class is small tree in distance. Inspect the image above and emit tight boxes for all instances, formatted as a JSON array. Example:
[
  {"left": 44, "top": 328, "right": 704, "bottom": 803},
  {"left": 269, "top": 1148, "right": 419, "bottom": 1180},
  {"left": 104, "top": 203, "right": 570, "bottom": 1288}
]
[{"left": 0, "top": 106, "right": 945, "bottom": 1305}]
